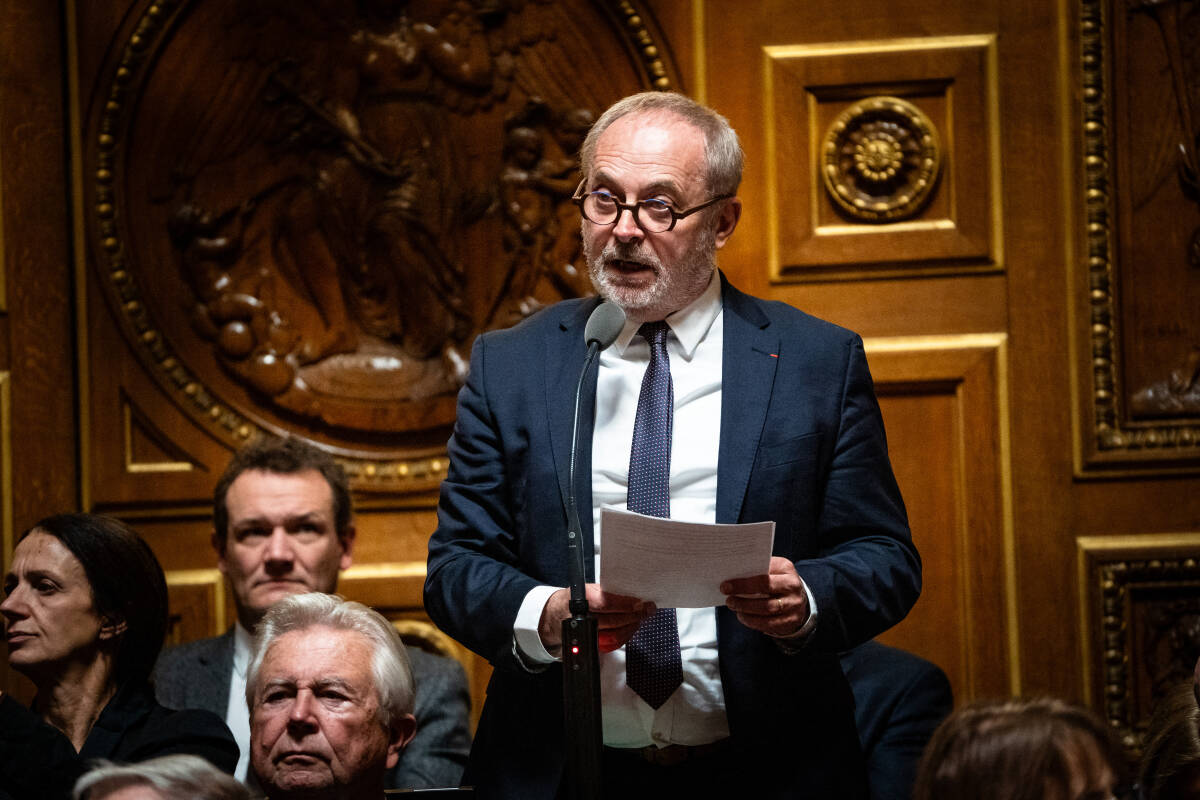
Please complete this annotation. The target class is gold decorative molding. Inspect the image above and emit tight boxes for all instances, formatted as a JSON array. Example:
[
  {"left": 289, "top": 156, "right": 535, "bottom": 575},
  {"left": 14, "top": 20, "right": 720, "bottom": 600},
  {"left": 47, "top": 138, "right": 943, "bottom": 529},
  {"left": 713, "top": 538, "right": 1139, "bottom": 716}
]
[
  {"left": 821, "top": 95, "right": 942, "bottom": 222},
  {"left": 0, "top": 136, "right": 7, "bottom": 313},
  {"left": 164, "top": 568, "right": 227, "bottom": 641},
  {"left": 392, "top": 618, "right": 470, "bottom": 665},
  {"left": 1076, "top": 533, "right": 1200, "bottom": 753},
  {"left": 0, "top": 373, "right": 12, "bottom": 573},
  {"left": 66, "top": 0, "right": 90, "bottom": 510},
  {"left": 762, "top": 34, "right": 1002, "bottom": 282},
  {"left": 122, "top": 393, "right": 199, "bottom": 474},
  {"left": 1072, "top": 0, "right": 1200, "bottom": 474}
]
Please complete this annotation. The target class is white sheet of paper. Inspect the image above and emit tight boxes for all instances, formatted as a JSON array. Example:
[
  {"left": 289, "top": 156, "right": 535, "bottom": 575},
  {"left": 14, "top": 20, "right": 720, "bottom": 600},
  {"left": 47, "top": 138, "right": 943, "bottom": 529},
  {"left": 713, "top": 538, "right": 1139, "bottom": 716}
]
[{"left": 598, "top": 507, "right": 776, "bottom": 608}]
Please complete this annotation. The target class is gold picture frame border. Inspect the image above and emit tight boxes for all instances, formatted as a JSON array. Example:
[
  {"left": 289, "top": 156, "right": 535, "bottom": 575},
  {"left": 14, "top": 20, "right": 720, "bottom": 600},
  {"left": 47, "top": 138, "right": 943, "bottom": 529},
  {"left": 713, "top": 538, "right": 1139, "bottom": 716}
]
[{"left": 1071, "top": 0, "right": 1200, "bottom": 476}]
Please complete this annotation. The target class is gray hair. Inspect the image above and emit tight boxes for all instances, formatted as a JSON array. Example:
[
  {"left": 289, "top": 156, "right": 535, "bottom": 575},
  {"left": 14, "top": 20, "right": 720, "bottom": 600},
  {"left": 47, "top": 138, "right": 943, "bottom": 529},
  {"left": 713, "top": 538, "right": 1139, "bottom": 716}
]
[
  {"left": 579, "top": 91, "right": 744, "bottom": 196},
  {"left": 245, "top": 592, "right": 414, "bottom": 727},
  {"left": 73, "top": 755, "right": 249, "bottom": 800}
]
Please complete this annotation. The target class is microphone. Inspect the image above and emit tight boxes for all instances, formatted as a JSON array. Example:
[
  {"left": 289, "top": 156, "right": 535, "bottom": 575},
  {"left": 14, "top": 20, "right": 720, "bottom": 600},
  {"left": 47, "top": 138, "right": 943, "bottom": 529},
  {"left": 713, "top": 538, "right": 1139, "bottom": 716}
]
[
  {"left": 583, "top": 301, "right": 626, "bottom": 350},
  {"left": 568, "top": 302, "right": 624, "bottom": 615},
  {"left": 563, "top": 301, "right": 624, "bottom": 800}
]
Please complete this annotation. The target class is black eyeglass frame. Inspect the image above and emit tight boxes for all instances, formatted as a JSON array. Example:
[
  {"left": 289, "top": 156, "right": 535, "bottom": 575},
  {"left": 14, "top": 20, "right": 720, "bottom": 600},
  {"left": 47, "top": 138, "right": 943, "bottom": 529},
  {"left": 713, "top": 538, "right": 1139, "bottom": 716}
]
[{"left": 571, "top": 180, "right": 733, "bottom": 233}]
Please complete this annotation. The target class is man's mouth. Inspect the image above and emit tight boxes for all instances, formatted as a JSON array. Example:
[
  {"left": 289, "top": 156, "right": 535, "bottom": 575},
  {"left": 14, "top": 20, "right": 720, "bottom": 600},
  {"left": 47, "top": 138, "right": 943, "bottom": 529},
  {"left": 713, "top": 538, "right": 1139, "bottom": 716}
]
[
  {"left": 608, "top": 258, "right": 655, "bottom": 274},
  {"left": 5, "top": 631, "right": 33, "bottom": 645},
  {"left": 277, "top": 751, "right": 328, "bottom": 766}
]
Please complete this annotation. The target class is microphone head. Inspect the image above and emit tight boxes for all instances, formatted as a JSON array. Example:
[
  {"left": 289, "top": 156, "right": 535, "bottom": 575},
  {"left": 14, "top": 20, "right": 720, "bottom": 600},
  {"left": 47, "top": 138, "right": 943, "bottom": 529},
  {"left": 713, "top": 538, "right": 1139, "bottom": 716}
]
[{"left": 583, "top": 302, "right": 626, "bottom": 351}]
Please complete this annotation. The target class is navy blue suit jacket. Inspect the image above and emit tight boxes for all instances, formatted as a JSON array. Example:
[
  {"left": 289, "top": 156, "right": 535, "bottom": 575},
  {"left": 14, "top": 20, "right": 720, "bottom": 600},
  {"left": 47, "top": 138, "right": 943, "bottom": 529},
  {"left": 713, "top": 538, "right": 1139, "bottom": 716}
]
[
  {"left": 841, "top": 641, "right": 953, "bottom": 800},
  {"left": 425, "top": 275, "right": 921, "bottom": 799}
]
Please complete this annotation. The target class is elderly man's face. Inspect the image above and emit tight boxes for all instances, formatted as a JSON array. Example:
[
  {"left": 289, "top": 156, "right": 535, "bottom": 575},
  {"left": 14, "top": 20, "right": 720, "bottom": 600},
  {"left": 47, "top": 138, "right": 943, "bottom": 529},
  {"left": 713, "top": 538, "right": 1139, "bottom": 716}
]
[
  {"left": 249, "top": 625, "right": 413, "bottom": 799},
  {"left": 581, "top": 110, "right": 740, "bottom": 323}
]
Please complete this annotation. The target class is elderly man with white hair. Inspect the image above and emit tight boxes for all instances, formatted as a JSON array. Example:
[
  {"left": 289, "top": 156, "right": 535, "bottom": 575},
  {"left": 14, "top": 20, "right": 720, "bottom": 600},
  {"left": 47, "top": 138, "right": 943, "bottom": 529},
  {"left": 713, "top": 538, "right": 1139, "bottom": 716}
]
[{"left": 245, "top": 593, "right": 417, "bottom": 800}]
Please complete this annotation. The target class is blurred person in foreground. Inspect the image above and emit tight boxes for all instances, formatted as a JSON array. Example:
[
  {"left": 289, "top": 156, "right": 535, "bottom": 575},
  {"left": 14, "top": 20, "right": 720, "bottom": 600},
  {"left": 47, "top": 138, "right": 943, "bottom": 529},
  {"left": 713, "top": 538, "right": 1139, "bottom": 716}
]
[
  {"left": 914, "top": 697, "right": 1130, "bottom": 800},
  {"left": 841, "top": 640, "right": 953, "bottom": 800},
  {"left": 1140, "top": 681, "right": 1200, "bottom": 800},
  {"left": 0, "top": 514, "right": 236, "bottom": 799},
  {"left": 246, "top": 592, "right": 417, "bottom": 800},
  {"left": 73, "top": 754, "right": 249, "bottom": 800}
]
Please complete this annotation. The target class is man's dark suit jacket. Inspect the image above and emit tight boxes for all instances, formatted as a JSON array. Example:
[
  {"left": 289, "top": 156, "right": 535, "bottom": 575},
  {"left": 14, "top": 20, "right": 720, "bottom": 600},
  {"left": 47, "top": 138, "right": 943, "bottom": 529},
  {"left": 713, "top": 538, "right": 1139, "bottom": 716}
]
[
  {"left": 841, "top": 641, "right": 953, "bottom": 800},
  {"left": 424, "top": 274, "right": 922, "bottom": 799},
  {"left": 153, "top": 627, "right": 471, "bottom": 789},
  {"left": 0, "top": 682, "right": 237, "bottom": 800}
]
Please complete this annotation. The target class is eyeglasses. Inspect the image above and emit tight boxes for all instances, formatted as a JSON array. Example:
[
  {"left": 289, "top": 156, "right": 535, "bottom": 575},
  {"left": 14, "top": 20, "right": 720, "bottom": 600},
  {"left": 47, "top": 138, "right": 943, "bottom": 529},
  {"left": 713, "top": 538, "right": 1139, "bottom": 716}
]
[{"left": 572, "top": 180, "right": 732, "bottom": 234}]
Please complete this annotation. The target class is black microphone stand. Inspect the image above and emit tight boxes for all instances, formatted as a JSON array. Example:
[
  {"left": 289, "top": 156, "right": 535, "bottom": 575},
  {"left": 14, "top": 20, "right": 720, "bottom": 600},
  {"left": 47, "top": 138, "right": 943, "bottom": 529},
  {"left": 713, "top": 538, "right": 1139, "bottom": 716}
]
[{"left": 563, "top": 340, "right": 604, "bottom": 800}]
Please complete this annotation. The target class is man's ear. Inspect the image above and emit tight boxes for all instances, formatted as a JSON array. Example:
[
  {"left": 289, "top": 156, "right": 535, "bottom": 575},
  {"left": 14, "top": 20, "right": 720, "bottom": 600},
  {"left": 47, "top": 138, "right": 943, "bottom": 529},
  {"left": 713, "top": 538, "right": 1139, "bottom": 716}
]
[
  {"left": 98, "top": 617, "right": 128, "bottom": 641},
  {"left": 338, "top": 524, "right": 356, "bottom": 572},
  {"left": 713, "top": 196, "right": 742, "bottom": 249},
  {"left": 385, "top": 713, "right": 417, "bottom": 769},
  {"left": 212, "top": 528, "right": 229, "bottom": 575}
]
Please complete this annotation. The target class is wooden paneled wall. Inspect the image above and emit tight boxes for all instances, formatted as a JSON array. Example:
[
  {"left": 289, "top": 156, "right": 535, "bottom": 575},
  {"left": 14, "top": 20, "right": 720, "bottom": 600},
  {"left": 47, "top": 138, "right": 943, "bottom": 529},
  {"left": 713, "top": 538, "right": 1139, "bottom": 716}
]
[{"left": 1, "top": 0, "right": 1198, "bottom": 750}]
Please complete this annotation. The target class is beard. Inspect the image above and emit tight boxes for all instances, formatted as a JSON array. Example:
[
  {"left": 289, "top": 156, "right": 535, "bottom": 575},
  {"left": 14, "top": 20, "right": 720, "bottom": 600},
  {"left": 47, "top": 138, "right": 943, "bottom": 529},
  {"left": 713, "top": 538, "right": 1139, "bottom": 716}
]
[{"left": 583, "top": 222, "right": 717, "bottom": 320}]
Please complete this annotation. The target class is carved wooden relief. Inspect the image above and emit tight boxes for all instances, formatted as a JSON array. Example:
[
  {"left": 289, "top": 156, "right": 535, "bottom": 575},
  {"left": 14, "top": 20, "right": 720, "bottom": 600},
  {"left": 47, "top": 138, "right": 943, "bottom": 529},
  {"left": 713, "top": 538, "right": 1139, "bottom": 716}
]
[
  {"left": 821, "top": 95, "right": 942, "bottom": 222},
  {"left": 83, "top": 0, "right": 679, "bottom": 490},
  {"left": 1076, "top": 0, "right": 1200, "bottom": 473},
  {"left": 1077, "top": 534, "right": 1200, "bottom": 755},
  {"left": 762, "top": 35, "right": 999, "bottom": 281}
]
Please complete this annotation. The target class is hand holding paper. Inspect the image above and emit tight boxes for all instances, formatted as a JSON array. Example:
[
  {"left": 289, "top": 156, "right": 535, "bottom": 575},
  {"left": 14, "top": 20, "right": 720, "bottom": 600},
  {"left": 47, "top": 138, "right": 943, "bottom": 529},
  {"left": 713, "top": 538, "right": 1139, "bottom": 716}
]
[{"left": 598, "top": 507, "right": 775, "bottom": 608}]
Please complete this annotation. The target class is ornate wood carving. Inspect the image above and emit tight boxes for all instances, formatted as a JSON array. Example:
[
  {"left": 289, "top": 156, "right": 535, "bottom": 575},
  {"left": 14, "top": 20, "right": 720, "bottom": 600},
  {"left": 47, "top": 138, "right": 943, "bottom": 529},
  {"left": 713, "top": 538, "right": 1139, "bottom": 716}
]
[
  {"left": 1078, "top": 534, "right": 1200, "bottom": 755},
  {"left": 820, "top": 95, "right": 942, "bottom": 222},
  {"left": 84, "top": 0, "right": 679, "bottom": 489},
  {"left": 762, "top": 35, "right": 999, "bottom": 282},
  {"left": 1077, "top": 0, "right": 1200, "bottom": 472}
]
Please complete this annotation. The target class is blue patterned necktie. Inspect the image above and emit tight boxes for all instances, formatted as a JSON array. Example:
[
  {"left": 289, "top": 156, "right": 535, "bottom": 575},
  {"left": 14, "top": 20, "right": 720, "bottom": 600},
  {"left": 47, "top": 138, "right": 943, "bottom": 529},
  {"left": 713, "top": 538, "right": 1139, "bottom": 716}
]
[{"left": 624, "top": 321, "right": 683, "bottom": 709}]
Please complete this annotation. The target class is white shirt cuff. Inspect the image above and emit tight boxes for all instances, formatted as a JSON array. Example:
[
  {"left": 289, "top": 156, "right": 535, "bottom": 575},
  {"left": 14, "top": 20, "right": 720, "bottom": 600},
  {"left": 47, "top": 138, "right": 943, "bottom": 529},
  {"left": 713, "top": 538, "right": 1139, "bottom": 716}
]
[
  {"left": 768, "top": 577, "right": 819, "bottom": 641},
  {"left": 513, "top": 584, "right": 563, "bottom": 665}
]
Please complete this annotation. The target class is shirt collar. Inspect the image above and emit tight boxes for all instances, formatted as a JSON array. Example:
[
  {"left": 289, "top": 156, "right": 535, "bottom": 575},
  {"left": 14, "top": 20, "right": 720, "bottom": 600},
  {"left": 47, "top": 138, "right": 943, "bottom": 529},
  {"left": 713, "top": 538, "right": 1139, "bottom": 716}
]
[
  {"left": 612, "top": 269, "right": 722, "bottom": 359},
  {"left": 232, "top": 621, "right": 254, "bottom": 677}
]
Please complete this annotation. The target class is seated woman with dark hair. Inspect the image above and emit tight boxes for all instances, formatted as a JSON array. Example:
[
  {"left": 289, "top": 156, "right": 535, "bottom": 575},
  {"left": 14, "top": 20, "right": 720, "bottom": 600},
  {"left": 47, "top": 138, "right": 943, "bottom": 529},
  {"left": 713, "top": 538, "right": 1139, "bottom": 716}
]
[
  {"left": 0, "top": 513, "right": 237, "bottom": 799},
  {"left": 914, "top": 697, "right": 1129, "bottom": 800},
  {"left": 1140, "top": 681, "right": 1200, "bottom": 800}
]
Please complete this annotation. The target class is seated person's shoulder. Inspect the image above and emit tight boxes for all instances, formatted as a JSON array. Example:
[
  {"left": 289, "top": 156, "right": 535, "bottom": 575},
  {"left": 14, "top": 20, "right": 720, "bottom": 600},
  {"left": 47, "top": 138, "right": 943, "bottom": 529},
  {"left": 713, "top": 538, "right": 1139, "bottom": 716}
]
[
  {"left": 120, "top": 686, "right": 240, "bottom": 775},
  {"left": 407, "top": 647, "right": 468, "bottom": 686}
]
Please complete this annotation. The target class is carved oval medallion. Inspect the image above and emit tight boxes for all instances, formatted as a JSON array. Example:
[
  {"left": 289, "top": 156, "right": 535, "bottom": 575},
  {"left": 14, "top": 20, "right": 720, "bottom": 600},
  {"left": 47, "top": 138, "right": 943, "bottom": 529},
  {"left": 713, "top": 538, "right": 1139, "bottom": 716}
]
[
  {"left": 820, "top": 96, "right": 942, "bottom": 222},
  {"left": 86, "top": 0, "right": 678, "bottom": 483}
]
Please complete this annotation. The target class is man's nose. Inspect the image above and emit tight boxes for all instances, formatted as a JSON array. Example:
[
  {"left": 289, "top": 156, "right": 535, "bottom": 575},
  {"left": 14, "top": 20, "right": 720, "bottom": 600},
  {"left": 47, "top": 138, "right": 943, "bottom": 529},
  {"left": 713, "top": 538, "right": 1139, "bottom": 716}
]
[
  {"left": 612, "top": 205, "right": 644, "bottom": 242},
  {"left": 263, "top": 527, "right": 295, "bottom": 565},
  {"left": 287, "top": 690, "right": 318, "bottom": 729}
]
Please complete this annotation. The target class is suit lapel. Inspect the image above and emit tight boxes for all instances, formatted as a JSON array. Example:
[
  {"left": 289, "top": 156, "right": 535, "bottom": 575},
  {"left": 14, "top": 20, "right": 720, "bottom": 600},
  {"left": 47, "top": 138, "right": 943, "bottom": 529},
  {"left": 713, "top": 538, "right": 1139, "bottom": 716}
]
[
  {"left": 544, "top": 299, "right": 603, "bottom": 580},
  {"left": 716, "top": 276, "right": 779, "bottom": 525},
  {"left": 195, "top": 627, "right": 236, "bottom": 714}
]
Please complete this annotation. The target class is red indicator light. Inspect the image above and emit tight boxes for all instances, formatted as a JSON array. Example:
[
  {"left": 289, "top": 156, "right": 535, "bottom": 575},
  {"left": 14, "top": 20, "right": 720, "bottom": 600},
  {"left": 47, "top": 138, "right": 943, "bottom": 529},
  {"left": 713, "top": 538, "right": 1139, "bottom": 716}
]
[{"left": 571, "top": 646, "right": 579, "bottom": 654}]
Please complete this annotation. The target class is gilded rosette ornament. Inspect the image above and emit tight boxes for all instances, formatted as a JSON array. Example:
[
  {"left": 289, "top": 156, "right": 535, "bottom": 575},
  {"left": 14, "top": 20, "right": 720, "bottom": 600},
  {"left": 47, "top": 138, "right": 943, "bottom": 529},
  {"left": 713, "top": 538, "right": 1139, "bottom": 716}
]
[{"left": 821, "top": 96, "right": 942, "bottom": 222}]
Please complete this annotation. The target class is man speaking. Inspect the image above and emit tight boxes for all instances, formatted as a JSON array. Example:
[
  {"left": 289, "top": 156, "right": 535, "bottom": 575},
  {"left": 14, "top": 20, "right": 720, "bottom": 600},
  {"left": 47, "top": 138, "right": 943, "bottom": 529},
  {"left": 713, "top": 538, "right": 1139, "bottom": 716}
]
[{"left": 424, "top": 91, "right": 921, "bottom": 798}]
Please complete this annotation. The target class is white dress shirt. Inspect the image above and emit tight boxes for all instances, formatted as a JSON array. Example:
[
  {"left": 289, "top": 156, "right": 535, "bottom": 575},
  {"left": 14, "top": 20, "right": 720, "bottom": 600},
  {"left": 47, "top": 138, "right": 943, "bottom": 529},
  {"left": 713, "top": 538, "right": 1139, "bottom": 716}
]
[
  {"left": 515, "top": 271, "right": 730, "bottom": 747},
  {"left": 225, "top": 623, "right": 253, "bottom": 782}
]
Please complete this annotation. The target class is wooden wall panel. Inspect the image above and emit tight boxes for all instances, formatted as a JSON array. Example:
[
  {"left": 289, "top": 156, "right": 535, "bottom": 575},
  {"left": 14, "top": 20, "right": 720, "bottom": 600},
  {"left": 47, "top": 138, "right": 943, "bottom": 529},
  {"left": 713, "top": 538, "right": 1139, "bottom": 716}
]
[
  {"left": 2, "top": 0, "right": 1199, "bottom": 742},
  {"left": 868, "top": 335, "right": 1012, "bottom": 701},
  {"left": 763, "top": 35, "right": 1000, "bottom": 280},
  {"left": 1, "top": 1, "right": 78, "bottom": 702}
]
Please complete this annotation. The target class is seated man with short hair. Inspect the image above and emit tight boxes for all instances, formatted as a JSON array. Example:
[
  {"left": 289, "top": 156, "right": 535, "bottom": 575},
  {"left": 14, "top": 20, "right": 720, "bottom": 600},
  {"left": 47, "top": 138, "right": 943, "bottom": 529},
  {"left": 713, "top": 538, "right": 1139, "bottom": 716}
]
[
  {"left": 154, "top": 436, "right": 470, "bottom": 789},
  {"left": 247, "top": 593, "right": 417, "bottom": 800}
]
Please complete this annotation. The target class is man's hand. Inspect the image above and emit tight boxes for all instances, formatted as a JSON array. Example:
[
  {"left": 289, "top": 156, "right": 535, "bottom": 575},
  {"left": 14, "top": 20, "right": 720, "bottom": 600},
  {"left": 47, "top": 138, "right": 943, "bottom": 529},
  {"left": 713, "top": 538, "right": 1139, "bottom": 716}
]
[
  {"left": 722, "top": 557, "right": 810, "bottom": 638},
  {"left": 539, "top": 585, "right": 654, "bottom": 657}
]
